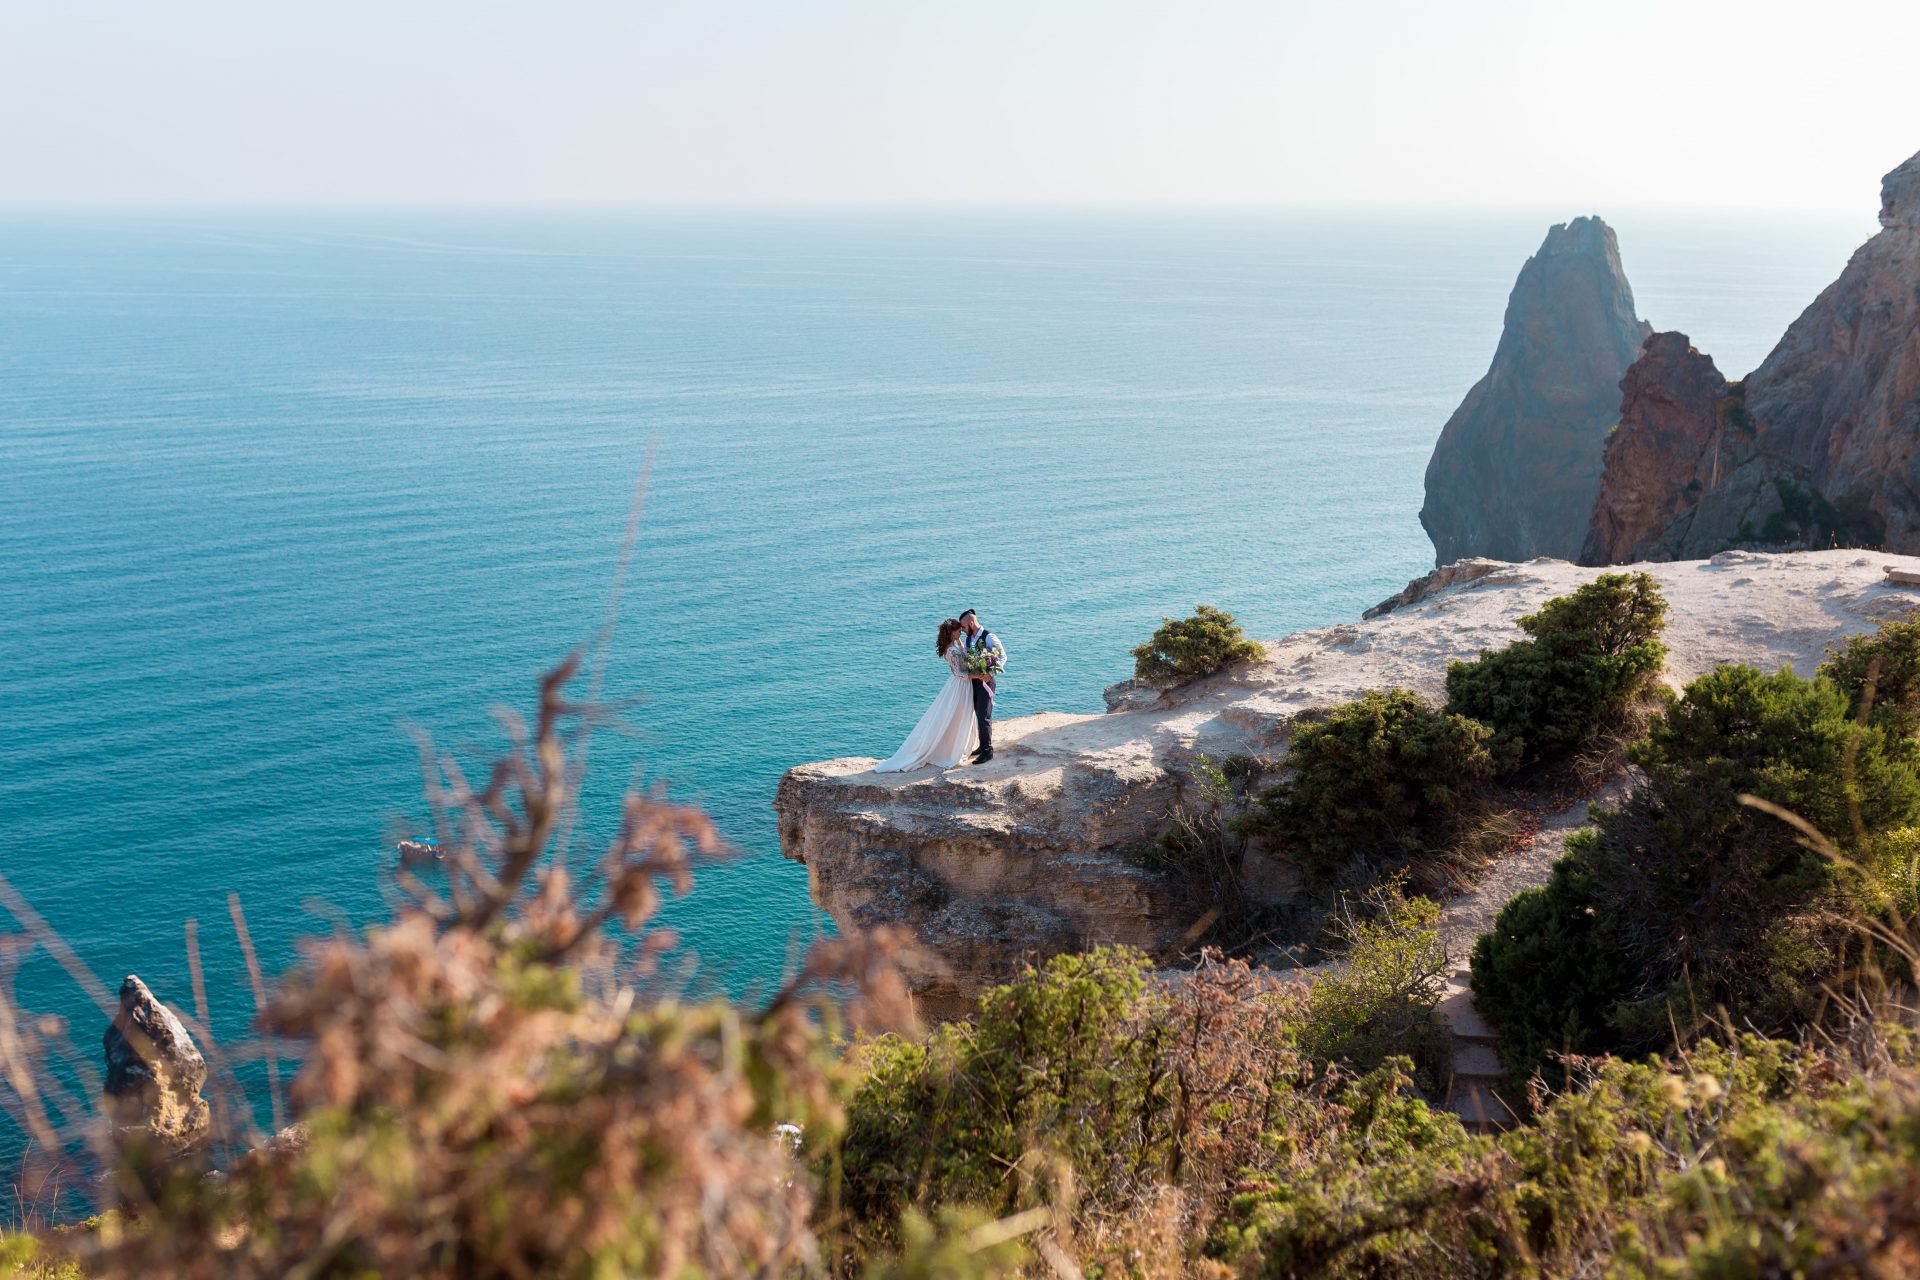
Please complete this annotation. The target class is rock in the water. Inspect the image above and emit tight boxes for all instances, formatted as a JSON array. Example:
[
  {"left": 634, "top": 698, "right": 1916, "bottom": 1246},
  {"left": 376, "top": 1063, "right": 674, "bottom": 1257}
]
[
  {"left": 1584, "top": 147, "right": 1920, "bottom": 561},
  {"left": 103, "top": 974, "right": 211, "bottom": 1157},
  {"left": 1420, "top": 216, "right": 1653, "bottom": 564}
]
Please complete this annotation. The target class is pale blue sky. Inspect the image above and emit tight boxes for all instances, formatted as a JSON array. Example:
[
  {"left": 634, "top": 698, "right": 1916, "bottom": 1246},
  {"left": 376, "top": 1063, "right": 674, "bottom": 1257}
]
[{"left": 4, "top": 0, "right": 1915, "bottom": 207}]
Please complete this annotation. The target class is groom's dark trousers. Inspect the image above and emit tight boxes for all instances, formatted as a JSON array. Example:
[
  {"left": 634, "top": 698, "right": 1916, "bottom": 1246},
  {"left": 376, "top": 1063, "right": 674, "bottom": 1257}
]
[{"left": 971, "top": 678, "right": 994, "bottom": 752}]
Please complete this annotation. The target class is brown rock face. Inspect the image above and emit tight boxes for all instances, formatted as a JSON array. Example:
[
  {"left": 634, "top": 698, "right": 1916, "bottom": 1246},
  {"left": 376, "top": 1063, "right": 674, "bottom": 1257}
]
[
  {"left": 1421, "top": 216, "right": 1653, "bottom": 564},
  {"left": 1744, "top": 149, "right": 1920, "bottom": 545},
  {"left": 1583, "top": 147, "right": 1920, "bottom": 561},
  {"left": 1582, "top": 334, "right": 1734, "bottom": 564}
]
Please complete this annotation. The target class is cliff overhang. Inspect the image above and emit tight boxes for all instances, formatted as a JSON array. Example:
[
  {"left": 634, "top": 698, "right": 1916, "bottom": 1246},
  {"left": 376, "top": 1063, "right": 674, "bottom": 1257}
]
[{"left": 777, "top": 551, "right": 1920, "bottom": 1014}]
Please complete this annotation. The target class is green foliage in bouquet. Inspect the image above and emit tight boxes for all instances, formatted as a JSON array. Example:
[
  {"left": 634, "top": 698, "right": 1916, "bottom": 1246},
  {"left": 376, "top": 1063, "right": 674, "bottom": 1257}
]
[
  {"left": 1130, "top": 604, "right": 1264, "bottom": 688},
  {"left": 962, "top": 640, "right": 1005, "bottom": 680},
  {"left": 1444, "top": 571, "right": 1668, "bottom": 770}
]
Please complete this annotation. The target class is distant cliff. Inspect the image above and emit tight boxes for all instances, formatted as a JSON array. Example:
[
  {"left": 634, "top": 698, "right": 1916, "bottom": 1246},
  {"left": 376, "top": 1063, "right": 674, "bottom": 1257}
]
[
  {"left": 1420, "top": 217, "right": 1652, "bottom": 564},
  {"left": 1583, "top": 148, "right": 1920, "bottom": 562}
]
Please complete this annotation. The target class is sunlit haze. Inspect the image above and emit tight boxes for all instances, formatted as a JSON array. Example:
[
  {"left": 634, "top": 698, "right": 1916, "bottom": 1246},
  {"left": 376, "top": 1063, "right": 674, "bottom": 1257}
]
[{"left": 4, "top": 0, "right": 1915, "bottom": 208}]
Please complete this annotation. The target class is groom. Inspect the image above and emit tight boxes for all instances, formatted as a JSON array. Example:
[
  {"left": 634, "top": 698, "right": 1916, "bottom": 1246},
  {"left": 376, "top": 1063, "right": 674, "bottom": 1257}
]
[{"left": 958, "top": 609, "right": 1004, "bottom": 764}]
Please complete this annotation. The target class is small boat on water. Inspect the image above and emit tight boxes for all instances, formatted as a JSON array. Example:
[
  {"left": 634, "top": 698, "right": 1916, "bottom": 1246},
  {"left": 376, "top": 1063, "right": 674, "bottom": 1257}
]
[{"left": 395, "top": 837, "right": 442, "bottom": 860}]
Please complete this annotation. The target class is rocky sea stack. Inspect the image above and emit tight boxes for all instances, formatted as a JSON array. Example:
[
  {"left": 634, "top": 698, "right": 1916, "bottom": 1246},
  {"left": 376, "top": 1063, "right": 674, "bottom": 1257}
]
[
  {"left": 1583, "top": 147, "right": 1920, "bottom": 561},
  {"left": 102, "top": 974, "right": 211, "bottom": 1161},
  {"left": 1420, "top": 216, "right": 1651, "bottom": 564}
]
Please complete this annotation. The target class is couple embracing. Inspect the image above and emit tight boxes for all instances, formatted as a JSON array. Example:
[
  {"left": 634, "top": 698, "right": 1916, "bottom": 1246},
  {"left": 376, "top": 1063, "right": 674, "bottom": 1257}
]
[{"left": 875, "top": 609, "right": 1007, "bottom": 773}]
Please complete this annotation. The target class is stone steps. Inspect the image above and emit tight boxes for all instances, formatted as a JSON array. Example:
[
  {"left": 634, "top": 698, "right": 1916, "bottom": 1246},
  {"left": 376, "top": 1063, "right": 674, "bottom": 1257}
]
[
  {"left": 1436, "top": 980, "right": 1497, "bottom": 1044},
  {"left": 1445, "top": 1076, "right": 1519, "bottom": 1130},
  {"left": 1437, "top": 969, "right": 1518, "bottom": 1135},
  {"left": 1451, "top": 1042, "right": 1504, "bottom": 1077}
]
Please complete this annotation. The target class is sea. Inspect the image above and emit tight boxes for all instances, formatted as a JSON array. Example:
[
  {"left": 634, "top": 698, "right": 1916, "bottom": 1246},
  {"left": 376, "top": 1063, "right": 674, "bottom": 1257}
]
[{"left": 0, "top": 204, "right": 1875, "bottom": 1155}]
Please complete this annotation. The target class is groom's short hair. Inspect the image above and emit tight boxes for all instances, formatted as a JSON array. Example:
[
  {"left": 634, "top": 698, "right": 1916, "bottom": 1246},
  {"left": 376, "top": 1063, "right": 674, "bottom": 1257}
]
[{"left": 958, "top": 609, "right": 977, "bottom": 621}]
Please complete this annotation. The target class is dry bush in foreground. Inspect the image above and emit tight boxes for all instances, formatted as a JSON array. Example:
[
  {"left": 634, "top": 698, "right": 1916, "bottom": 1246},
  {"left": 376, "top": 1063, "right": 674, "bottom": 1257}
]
[
  {"left": 836, "top": 948, "right": 1356, "bottom": 1276},
  {"left": 6, "top": 655, "right": 919, "bottom": 1279}
]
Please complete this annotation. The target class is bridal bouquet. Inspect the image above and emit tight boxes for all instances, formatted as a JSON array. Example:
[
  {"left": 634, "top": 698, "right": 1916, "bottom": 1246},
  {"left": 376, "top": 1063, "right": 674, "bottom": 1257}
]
[{"left": 964, "top": 641, "right": 1005, "bottom": 679}]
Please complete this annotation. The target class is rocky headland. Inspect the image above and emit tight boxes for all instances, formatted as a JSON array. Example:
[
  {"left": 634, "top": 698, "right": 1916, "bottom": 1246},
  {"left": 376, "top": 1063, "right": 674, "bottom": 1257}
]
[
  {"left": 1583, "top": 149, "right": 1920, "bottom": 561},
  {"left": 778, "top": 550, "right": 1920, "bottom": 1014},
  {"left": 1419, "top": 216, "right": 1652, "bottom": 564},
  {"left": 1421, "top": 146, "right": 1920, "bottom": 569},
  {"left": 782, "top": 146, "right": 1920, "bottom": 1021}
]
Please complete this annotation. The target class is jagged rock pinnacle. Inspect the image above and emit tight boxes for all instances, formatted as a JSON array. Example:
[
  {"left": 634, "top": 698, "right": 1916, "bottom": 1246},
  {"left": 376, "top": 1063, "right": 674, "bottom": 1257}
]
[{"left": 1420, "top": 216, "right": 1652, "bottom": 564}]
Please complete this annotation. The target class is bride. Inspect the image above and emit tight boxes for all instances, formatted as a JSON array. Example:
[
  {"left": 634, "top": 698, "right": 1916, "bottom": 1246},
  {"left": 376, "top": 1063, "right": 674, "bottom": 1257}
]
[{"left": 874, "top": 618, "right": 979, "bottom": 772}]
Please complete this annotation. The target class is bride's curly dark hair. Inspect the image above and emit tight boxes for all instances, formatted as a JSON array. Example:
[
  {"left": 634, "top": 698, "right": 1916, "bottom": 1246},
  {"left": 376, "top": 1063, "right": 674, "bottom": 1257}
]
[{"left": 936, "top": 617, "right": 963, "bottom": 656}]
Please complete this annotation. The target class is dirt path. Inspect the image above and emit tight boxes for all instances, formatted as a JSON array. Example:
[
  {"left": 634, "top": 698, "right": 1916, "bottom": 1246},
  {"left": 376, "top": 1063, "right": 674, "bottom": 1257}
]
[{"left": 1437, "top": 773, "right": 1634, "bottom": 965}]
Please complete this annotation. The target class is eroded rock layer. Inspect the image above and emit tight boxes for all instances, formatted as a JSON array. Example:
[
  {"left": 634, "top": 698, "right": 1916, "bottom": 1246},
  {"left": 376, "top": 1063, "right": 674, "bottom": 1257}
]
[{"left": 1582, "top": 333, "right": 1737, "bottom": 564}]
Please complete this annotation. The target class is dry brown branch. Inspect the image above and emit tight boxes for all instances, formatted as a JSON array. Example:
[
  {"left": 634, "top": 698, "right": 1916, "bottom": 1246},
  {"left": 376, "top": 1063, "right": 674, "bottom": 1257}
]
[{"left": 0, "top": 647, "right": 913, "bottom": 1279}]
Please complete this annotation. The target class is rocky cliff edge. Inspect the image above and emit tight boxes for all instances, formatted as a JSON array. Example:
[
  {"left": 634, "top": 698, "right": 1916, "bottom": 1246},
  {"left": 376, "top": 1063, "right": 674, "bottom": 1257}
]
[{"left": 778, "top": 551, "right": 1920, "bottom": 1015}]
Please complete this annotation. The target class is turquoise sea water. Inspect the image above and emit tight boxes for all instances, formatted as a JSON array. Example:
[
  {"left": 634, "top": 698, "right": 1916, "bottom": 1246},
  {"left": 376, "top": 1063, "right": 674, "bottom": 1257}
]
[{"left": 0, "top": 206, "right": 1872, "bottom": 1148}]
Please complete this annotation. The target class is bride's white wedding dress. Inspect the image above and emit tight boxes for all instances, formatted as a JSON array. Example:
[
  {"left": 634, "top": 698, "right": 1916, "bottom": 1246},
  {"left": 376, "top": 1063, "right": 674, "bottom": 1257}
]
[{"left": 874, "top": 643, "right": 979, "bottom": 772}]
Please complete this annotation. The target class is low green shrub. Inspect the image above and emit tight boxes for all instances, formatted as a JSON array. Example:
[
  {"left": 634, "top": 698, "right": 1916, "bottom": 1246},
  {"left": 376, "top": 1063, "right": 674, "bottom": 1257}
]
[
  {"left": 0, "top": 1234, "right": 84, "bottom": 1280},
  {"left": 1141, "top": 754, "right": 1283, "bottom": 951},
  {"left": 1471, "top": 660, "right": 1920, "bottom": 1079},
  {"left": 836, "top": 948, "right": 1321, "bottom": 1273},
  {"left": 1142, "top": 754, "right": 1248, "bottom": 873},
  {"left": 1238, "top": 577, "right": 1666, "bottom": 894},
  {"left": 1444, "top": 571, "right": 1668, "bottom": 770},
  {"left": 1821, "top": 616, "right": 1920, "bottom": 737},
  {"left": 1469, "top": 833, "right": 1635, "bottom": 1079},
  {"left": 1240, "top": 689, "right": 1498, "bottom": 883},
  {"left": 1873, "top": 826, "right": 1920, "bottom": 919},
  {"left": 1205, "top": 1059, "right": 1483, "bottom": 1279},
  {"left": 1296, "top": 883, "right": 1452, "bottom": 1087},
  {"left": 856, "top": 1209, "right": 1030, "bottom": 1280},
  {"left": 839, "top": 948, "right": 1149, "bottom": 1238},
  {"left": 1751, "top": 475, "right": 1885, "bottom": 549},
  {"left": 1131, "top": 604, "right": 1264, "bottom": 687},
  {"left": 1604, "top": 663, "right": 1920, "bottom": 1014},
  {"left": 1211, "top": 1031, "right": 1920, "bottom": 1279}
]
